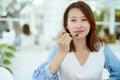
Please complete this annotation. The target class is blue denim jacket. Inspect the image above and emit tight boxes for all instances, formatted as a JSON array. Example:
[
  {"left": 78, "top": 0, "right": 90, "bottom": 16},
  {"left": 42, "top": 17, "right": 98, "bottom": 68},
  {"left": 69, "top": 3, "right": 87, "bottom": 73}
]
[{"left": 32, "top": 44, "right": 120, "bottom": 80}]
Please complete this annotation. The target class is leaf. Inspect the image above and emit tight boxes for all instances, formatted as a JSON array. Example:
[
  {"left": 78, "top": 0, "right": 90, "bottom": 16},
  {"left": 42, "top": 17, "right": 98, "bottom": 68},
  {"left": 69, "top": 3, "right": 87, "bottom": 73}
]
[
  {"left": 0, "top": 44, "right": 7, "bottom": 50},
  {"left": 8, "top": 46, "right": 16, "bottom": 51},
  {"left": 5, "top": 52, "right": 14, "bottom": 58},
  {"left": 3, "top": 59, "right": 11, "bottom": 64}
]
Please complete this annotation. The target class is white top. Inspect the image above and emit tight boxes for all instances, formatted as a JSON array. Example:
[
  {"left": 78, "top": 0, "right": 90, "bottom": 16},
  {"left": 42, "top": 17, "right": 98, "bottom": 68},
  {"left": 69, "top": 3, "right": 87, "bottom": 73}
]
[{"left": 60, "top": 45, "right": 105, "bottom": 80}]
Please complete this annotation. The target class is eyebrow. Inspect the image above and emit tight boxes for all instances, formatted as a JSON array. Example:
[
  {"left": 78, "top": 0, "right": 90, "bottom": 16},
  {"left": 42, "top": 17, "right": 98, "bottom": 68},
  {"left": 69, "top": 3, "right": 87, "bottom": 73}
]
[{"left": 70, "top": 16, "right": 86, "bottom": 18}]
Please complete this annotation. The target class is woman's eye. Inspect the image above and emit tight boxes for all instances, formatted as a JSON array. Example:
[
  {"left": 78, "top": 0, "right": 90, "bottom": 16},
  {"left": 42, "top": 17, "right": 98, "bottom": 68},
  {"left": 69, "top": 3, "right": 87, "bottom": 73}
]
[
  {"left": 71, "top": 19, "right": 76, "bottom": 22},
  {"left": 81, "top": 18, "right": 87, "bottom": 21}
]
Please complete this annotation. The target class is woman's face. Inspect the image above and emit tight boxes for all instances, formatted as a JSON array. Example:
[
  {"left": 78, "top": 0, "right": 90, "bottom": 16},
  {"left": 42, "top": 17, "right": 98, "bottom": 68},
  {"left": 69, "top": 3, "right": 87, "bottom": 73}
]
[{"left": 67, "top": 8, "right": 90, "bottom": 39}]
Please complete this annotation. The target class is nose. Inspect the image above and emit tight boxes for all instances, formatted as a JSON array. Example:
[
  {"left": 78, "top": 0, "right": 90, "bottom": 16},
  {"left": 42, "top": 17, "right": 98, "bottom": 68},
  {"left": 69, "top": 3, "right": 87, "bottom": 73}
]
[{"left": 76, "top": 21, "right": 82, "bottom": 29}]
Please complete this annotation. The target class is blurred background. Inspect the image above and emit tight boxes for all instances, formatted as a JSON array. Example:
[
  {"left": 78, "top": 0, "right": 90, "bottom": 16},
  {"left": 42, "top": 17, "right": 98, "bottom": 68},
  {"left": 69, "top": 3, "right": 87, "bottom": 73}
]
[{"left": 0, "top": 0, "right": 120, "bottom": 80}]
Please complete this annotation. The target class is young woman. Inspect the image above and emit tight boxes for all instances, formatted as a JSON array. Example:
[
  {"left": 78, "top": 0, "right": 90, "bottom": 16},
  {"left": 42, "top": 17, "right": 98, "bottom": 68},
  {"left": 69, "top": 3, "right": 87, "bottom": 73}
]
[{"left": 32, "top": 1, "right": 120, "bottom": 80}]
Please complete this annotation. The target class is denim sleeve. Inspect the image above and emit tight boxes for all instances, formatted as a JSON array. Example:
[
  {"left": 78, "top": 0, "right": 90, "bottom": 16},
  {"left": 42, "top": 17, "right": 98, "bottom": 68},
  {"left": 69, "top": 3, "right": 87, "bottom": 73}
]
[
  {"left": 32, "top": 62, "right": 59, "bottom": 80},
  {"left": 32, "top": 44, "right": 59, "bottom": 80},
  {"left": 104, "top": 45, "right": 120, "bottom": 80},
  {"left": 46, "top": 44, "right": 59, "bottom": 62}
]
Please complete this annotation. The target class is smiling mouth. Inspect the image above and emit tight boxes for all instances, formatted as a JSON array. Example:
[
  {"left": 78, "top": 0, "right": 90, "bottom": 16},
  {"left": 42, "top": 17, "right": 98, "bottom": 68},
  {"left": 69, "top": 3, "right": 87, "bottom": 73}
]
[{"left": 75, "top": 30, "right": 84, "bottom": 34}]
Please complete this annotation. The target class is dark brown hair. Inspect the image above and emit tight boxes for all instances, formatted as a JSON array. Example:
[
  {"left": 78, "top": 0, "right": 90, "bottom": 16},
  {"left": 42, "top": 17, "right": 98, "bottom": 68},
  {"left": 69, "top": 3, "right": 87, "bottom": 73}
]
[
  {"left": 63, "top": 1, "right": 105, "bottom": 52},
  {"left": 22, "top": 24, "right": 31, "bottom": 35}
]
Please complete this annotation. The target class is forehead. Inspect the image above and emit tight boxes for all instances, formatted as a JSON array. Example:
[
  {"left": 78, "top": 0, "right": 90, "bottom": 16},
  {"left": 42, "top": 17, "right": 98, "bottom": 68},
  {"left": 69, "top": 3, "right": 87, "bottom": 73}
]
[{"left": 68, "top": 8, "right": 85, "bottom": 17}]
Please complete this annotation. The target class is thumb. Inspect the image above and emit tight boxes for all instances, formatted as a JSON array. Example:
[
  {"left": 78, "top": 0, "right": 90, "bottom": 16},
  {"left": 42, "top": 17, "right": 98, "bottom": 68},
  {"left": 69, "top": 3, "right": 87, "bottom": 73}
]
[{"left": 56, "top": 27, "right": 66, "bottom": 38}]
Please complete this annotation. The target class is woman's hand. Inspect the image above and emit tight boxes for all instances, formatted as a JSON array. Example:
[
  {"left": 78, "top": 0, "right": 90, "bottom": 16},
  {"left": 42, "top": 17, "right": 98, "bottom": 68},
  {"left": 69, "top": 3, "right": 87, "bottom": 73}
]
[
  {"left": 49, "top": 28, "right": 72, "bottom": 75},
  {"left": 56, "top": 27, "right": 72, "bottom": 54}
]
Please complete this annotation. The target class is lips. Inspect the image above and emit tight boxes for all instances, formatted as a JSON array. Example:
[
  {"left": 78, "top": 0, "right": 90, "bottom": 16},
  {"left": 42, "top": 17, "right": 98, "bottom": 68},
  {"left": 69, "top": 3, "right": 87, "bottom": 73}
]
[{"left": 75, "top": 30, "right": 84, "bottom": 34}]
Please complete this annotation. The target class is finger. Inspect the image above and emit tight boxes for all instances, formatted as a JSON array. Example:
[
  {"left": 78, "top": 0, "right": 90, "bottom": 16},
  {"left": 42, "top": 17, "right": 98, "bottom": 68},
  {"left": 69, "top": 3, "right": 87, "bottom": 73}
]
[
  {"left": 65, "top": 36, "right": 72, "bottom": 44},
  {"left": 56, "top": 31, "right": 64, "bottom": 40},
  {"left": 56, "top": 31, "right": 68, "bottom": 41},
  {"left": 66, "top": 37, "right": 72, "bottom": 45},
  {"left": 56, "top": 26, "right": 67, "bottom": 39},
  {"left": 60, "top": 36, "right": 68, "bottom": 45},
  {"left": 58, "top": 33, "right": 70, "bottom": 42},
  {"left": 59, "top": 34, "right": 71, "bottom": 45},
  {"left": 57, "top": 34, "right": 67, "bottom": 44},
  {"left": 56, "top": 28, "right": 66, "bottom": 39}
]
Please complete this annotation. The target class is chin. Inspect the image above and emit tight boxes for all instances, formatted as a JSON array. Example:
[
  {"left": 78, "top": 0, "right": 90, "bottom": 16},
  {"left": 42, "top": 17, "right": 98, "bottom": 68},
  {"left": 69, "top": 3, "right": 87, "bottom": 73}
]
[{"left": 75, "top": 36, "right": 85, "bottom": 39}]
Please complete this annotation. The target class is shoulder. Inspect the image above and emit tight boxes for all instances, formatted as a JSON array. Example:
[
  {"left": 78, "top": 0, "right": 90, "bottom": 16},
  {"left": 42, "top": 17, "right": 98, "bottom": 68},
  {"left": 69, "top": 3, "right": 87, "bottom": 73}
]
[
  {"left": 103, "top": 44, "right": 120, "bottom": 63},
  {"left": 103, "top": 44, "right": 115, "bottom": 57}
]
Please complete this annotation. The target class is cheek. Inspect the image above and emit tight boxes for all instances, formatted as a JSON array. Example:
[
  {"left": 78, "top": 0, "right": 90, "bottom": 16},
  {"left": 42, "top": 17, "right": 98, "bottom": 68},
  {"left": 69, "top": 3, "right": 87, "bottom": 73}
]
[
  {"left": 67, "top": 20, "right": 76, "bottom": 27},
  {"left": 67, "top": 25, "right": 74, "bottom": 34},
  {"left": 87, "top": 24, "right": 90, "bottom": 30},
  {"left": 86, "top": 25, "right": 91, "bottom": 34},
  {"left": 67, "top": 23, "right": 72, "bottom": 30},
  {"left": 67, "top": 22, "right": 75, "bottom": 29},
  {"left": 88, "top": 24, "right": 91, "bottom": 31},
  {"left": 67, "top": 25, "right": 74, "bottom": 33},
  {"left": 85, "top": 22, "right": 90, "bottom": 30}
]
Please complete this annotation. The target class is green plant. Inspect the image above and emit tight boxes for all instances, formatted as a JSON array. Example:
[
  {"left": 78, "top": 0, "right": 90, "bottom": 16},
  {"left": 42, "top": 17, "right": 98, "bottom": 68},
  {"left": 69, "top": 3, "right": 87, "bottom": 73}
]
[
  {"left": 0, "top": 44, "right": 16, "bottom": 74},
  {"left": 94, "top": 12, "right": 104, "bottom": 21},
  {"left": 94, "top": 10, "right": 105, "bottom": 34},
  {"left": 96, "top": 25, "right": 103, "bottom": 34}
]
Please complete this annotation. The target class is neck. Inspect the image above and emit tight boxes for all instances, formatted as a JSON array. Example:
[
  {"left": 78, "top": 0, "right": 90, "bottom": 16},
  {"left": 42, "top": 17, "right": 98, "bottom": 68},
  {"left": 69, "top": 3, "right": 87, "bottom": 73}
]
[{"left": 73, "top": 38, "right": 87, "bottom": 52}]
